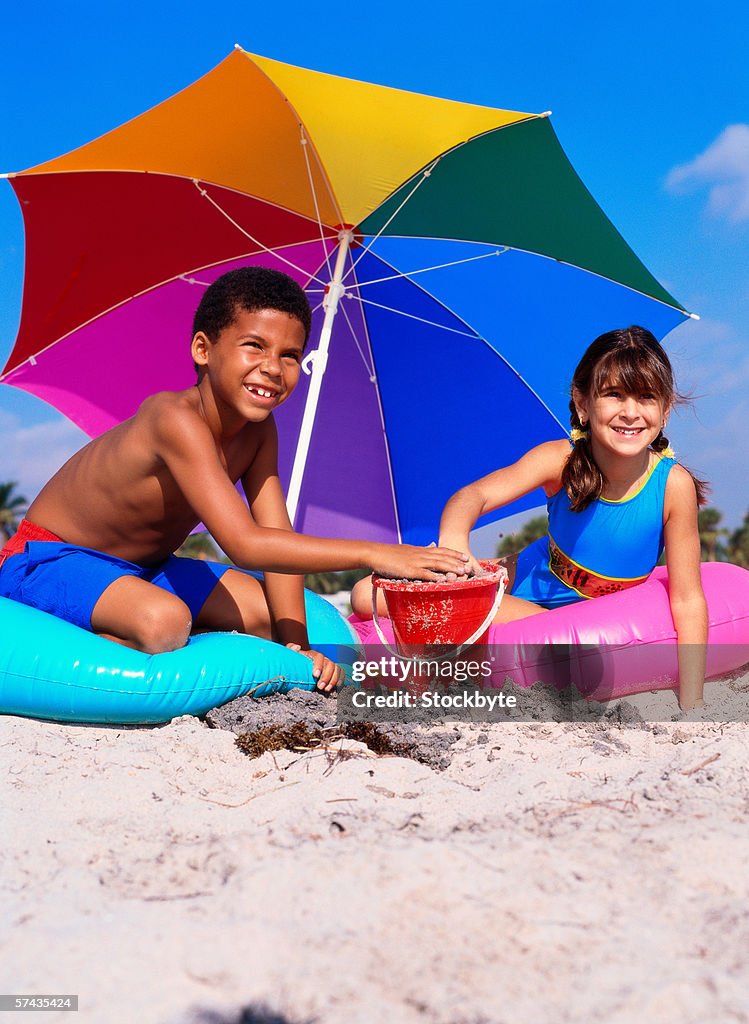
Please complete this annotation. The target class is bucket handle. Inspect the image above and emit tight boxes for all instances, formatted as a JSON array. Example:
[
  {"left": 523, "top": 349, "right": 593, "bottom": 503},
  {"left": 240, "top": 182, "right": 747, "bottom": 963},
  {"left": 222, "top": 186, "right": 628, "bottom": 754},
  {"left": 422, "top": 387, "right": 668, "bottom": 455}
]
[{"left": 370, "top": 575, "right": 506, "bottom": 663}]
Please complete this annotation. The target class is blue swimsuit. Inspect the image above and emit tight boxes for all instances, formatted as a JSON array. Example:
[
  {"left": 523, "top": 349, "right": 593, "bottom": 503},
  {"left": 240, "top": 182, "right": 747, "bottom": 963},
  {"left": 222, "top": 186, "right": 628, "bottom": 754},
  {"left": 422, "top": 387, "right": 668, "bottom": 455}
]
[
  {"left": 511, "top": 455, "right": 676, "bottom": 609},
  {"left": 0, "top": 538, "right": 234, "bottom": 633}
]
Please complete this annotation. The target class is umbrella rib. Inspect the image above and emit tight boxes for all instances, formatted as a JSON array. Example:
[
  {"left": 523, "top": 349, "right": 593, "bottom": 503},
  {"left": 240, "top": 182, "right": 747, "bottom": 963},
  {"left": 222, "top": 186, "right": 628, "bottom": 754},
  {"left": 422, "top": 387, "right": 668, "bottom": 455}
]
[
  {"left": 343, "top": 159, "right": 442, "bottom": 283},
  {"left": 302, "top": 140, "right": 345, "bottom": 227},
  {"left": 351, "top": 234, "right": 695, "bottom": 317},
  {"left": 0, "top": 241, "right": 328, "bottom": 379},
  {"left": 359, "top": 295, "right": 566, "bottom": 433},
  {"left": 341, "top": 115, "right": 548, "bottom": 288},
  {"left": 299, "top": 124, "right": 335, "bottom": 281},
  {"left": 354, "top": 250, "right": 568, "bottom": 434},
  {"left": 349, "top": 248, "right": 509, "bottom": 289},
  {"left": 192, "top": 180, "right": 330, "bottom": 286},
  {"left": 341, "top": 272, "right": 403, "bottom": 543},
  {"left": 298, "top": 242, "right": 403, "bottom": 540},
  {"left": 303, "top": 248, "right": 378, "bottom": 375},
  {"left": 337, "top": 297, "right": 376, "bottom": 379},
  {"left": 235, "top": 44, "right": 345, "bottom": 228},
  {"left": 15, "top": 167, "right": 340, "bottom": 232},
  {"left": 356, "top": 297, "right": 480, "bottom": 338}
]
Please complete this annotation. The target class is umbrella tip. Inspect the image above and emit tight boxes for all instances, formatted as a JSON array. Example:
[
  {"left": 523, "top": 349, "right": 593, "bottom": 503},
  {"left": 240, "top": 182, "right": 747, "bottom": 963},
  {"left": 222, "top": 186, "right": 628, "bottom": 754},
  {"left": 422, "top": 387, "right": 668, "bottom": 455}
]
[
  {"left": 688, "top": 311, "right": 701, "bottom": 321},
  {"left": 541, "top": 110, "right": 552, "bottom": 118},
  {"left": 234, "top": 42, "right": 245, "bottom": 52}
]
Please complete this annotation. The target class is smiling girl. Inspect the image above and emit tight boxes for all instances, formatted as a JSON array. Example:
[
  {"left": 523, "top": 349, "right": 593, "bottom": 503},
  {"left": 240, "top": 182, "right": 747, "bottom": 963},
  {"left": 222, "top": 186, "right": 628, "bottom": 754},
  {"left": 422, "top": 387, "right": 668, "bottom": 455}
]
[{"left": 353, "top": 325, "right": 709, "bottom": 710}]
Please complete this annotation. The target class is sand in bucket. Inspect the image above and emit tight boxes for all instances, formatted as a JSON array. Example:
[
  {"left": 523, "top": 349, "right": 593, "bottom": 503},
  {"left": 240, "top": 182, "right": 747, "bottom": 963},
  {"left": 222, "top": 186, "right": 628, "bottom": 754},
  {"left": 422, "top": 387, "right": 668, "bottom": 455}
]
[{"left": 372, "top": 559, "right": 508, "bottom": 662}]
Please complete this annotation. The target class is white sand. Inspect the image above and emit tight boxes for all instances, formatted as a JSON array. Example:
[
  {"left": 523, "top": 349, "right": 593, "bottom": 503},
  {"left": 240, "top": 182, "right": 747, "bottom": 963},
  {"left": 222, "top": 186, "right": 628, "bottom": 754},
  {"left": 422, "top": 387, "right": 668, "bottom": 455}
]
[{"left": 3, "top": 676, "right": 749, "bottom": 1024}]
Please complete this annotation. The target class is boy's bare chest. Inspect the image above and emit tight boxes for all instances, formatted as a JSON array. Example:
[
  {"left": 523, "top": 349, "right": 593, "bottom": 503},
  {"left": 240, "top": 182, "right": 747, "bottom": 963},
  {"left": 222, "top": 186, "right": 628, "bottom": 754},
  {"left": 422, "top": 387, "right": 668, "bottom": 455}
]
[{"left": 212, "top": 434, "right": 260, "bottom": 482}]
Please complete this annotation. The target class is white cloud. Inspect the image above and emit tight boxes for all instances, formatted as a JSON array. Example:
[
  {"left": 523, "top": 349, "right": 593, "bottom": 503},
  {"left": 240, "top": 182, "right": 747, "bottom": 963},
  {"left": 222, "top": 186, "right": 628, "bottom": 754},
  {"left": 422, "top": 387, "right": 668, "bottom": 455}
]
[
  {"left": 1, "top": 412, "right": 87, "bottom": 503},
  {"left": 666, "top": 124, "right": 749, "bottom": 222}
]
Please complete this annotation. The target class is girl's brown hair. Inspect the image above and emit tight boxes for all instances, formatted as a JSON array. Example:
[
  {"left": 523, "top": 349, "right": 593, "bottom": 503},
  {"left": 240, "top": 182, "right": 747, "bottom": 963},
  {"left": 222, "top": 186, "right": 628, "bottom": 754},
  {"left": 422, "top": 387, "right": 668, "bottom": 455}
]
[{"left": 562, "top": 326, "right": 708, "bottom": 511}]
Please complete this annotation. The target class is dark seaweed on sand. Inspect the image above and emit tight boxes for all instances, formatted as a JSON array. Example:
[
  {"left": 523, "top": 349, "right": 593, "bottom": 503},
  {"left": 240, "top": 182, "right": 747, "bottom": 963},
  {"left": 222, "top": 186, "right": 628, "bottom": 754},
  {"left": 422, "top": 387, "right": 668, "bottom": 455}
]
[
  {"left": 207, "top": 689, "right": 458, "bottom": 769},
  {"left": 234, "top": 719, "right": 427, "bottom": 761}
]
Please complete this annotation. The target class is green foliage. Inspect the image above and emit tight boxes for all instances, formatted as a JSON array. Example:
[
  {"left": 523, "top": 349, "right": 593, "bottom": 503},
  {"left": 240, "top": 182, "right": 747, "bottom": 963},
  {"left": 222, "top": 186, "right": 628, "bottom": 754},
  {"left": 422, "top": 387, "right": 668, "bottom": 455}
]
[
  {"left": 698, "top": 506, "right": 729, "bottom": 562},
  {"left": 697, "top": 506, "right": 749, "bottom": 566},
  {"left": 728, "top": 511, "right": 749, "bottom": 568},
  {"left": 0, "top": 481, "right": 28, "bottom": 542},
  {"left": 495, "top": 515, "right": 548, "bottom": 557},
  {"left": 175, "top": 532, "right": 229, "bottom": 562},
  {"left": 304, "top": 569, "right": 369, "bottom": 595}
]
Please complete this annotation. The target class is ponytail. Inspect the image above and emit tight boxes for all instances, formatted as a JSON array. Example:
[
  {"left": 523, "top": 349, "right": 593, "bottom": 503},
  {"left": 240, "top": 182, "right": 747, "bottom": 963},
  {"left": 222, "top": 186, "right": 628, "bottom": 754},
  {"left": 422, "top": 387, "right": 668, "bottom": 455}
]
[
  {"left": 650, "top": 429, "right": 672, "bottom": 457},
  {"left": 562, "top": 408, "right": 603, "bottom": 512}
]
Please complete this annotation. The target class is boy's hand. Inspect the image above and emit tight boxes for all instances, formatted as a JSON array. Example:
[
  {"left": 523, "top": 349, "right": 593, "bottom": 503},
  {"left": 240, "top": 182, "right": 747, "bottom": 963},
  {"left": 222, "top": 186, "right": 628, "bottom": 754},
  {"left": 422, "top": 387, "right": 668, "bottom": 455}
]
[
  {"left": 372, "top": 544, "right": 472, "bottom": 581},
  {"left": 286, "top": 644, "right": 344, "bottom": 693}
]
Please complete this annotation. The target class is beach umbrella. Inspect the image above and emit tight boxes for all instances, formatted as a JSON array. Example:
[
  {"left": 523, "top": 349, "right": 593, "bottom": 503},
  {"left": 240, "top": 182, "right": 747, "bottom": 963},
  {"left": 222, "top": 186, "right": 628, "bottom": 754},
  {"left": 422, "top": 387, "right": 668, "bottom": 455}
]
[{"left": 0, "top": 49, "right": 692, "bottom": 544}]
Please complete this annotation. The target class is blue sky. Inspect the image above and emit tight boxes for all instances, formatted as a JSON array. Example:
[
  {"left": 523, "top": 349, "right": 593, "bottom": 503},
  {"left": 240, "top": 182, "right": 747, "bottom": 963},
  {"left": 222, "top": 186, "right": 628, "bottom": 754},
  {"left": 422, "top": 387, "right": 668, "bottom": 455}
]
[{"left": 1, "top": 0, "right": 748, "bottom": 539}]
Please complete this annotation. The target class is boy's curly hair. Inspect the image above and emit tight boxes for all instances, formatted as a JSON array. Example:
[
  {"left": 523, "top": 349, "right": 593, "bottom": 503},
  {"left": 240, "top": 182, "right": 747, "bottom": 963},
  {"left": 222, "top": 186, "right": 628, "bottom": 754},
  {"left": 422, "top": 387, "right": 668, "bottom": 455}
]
[{"left": 192, "top": 267, "right": 312, "bottom": 347}]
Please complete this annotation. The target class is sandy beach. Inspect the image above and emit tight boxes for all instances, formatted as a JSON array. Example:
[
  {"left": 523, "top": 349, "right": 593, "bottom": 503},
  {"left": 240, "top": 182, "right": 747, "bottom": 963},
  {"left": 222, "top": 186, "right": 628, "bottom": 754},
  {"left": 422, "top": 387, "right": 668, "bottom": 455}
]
[{"left": 3, "top": 675, "right": 749, "bottom": 1024}]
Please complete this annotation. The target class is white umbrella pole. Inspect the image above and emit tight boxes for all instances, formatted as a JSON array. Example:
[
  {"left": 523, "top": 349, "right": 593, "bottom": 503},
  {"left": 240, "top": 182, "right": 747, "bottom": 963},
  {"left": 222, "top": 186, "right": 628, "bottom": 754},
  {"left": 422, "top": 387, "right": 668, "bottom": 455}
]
[{"left": 286, "top": 228, "right": 353, "bottom": 525}]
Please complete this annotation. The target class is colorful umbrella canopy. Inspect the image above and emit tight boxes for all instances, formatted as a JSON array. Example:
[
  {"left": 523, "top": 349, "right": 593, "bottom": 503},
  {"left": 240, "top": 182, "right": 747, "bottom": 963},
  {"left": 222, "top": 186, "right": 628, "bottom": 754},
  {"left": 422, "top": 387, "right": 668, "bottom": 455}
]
[{"left": 1, "top": 48, "right": 691, "bottom": 544}]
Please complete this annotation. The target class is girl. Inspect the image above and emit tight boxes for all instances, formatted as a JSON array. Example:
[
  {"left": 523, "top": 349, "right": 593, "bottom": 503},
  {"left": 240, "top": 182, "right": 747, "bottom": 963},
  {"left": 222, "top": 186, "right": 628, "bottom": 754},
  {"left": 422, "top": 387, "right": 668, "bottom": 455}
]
[{"left": 352, "top": 326, "right": 708, "bottom": 711}]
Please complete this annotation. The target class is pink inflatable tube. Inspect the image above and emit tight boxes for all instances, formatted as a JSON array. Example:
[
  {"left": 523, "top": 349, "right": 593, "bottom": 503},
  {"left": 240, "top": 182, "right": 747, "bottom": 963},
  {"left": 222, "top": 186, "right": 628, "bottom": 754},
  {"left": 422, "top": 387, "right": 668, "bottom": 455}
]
[{"left": 349, "top": 563, "right": 749, "bottom": 701}]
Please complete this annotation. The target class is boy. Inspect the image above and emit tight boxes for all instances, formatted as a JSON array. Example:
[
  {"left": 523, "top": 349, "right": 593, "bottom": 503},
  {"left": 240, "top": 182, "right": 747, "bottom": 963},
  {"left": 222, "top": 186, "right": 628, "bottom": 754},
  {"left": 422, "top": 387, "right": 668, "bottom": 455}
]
[{"left": 0, "top": 268, "right": 468, "bottom": 690}]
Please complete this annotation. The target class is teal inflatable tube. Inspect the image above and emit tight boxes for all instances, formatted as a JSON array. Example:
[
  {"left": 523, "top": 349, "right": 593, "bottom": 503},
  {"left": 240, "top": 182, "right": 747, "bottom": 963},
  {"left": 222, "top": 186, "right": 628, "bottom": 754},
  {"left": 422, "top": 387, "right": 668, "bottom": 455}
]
[{"left": 0, "top": 590, "right": 359, "bottom": 725}]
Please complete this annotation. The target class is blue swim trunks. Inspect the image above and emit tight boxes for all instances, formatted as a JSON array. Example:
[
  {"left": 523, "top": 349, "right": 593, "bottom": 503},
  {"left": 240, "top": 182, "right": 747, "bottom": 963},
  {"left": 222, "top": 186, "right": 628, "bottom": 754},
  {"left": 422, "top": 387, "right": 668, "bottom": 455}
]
[{"left": 0, "top": 540, "right": 234, "bottom": 632}]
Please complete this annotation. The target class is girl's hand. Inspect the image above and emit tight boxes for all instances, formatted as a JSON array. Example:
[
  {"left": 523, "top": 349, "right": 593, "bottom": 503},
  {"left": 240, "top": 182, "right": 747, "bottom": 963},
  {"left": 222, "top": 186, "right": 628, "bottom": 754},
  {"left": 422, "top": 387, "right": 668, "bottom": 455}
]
[
  {"left": 465, "top": 551, "right": 484, "bottom": 576},
  {"left": 438, "top": 533, "right": 483, "bottom": 577},
  {"left": 286, "top": 644, "right": 344, "bottom": 693}
]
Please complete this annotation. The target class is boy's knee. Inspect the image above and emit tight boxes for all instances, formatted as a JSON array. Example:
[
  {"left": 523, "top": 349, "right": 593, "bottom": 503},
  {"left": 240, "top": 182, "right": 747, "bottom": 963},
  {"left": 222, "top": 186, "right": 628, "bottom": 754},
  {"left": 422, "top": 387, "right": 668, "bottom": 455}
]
[{"left": 136, "top": 597, "right": 192, "bottom": 654}]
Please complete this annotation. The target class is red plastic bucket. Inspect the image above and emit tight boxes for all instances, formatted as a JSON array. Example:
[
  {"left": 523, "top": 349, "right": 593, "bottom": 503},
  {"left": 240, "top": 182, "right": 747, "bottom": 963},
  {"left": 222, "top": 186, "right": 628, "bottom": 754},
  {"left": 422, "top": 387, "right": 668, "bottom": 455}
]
[{"left": 372, "top": 559, "right": 508, "bottom": 657}]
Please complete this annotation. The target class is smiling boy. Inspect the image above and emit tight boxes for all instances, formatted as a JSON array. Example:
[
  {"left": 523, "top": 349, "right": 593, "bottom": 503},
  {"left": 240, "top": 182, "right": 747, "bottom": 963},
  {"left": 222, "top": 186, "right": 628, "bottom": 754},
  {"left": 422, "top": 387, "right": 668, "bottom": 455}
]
[{"left": 0, "top": 268, "right": 468, "bottom": 689}]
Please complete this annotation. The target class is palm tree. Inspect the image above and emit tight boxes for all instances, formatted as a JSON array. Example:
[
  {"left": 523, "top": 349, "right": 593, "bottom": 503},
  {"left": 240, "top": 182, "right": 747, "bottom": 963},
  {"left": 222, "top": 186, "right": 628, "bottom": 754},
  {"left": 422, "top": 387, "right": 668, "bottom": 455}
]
[
  {"left": 698, "top": 507, "right": 729, "bottom": 562},
  {"left": 727, "top": 510, "right": 749, "bottom": 568},
  {"left": 0, "top": 481, "right": 27, "bottom": 543},
  {"left": 305, "top": 569, "right": 369, "bottom": 594}
]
